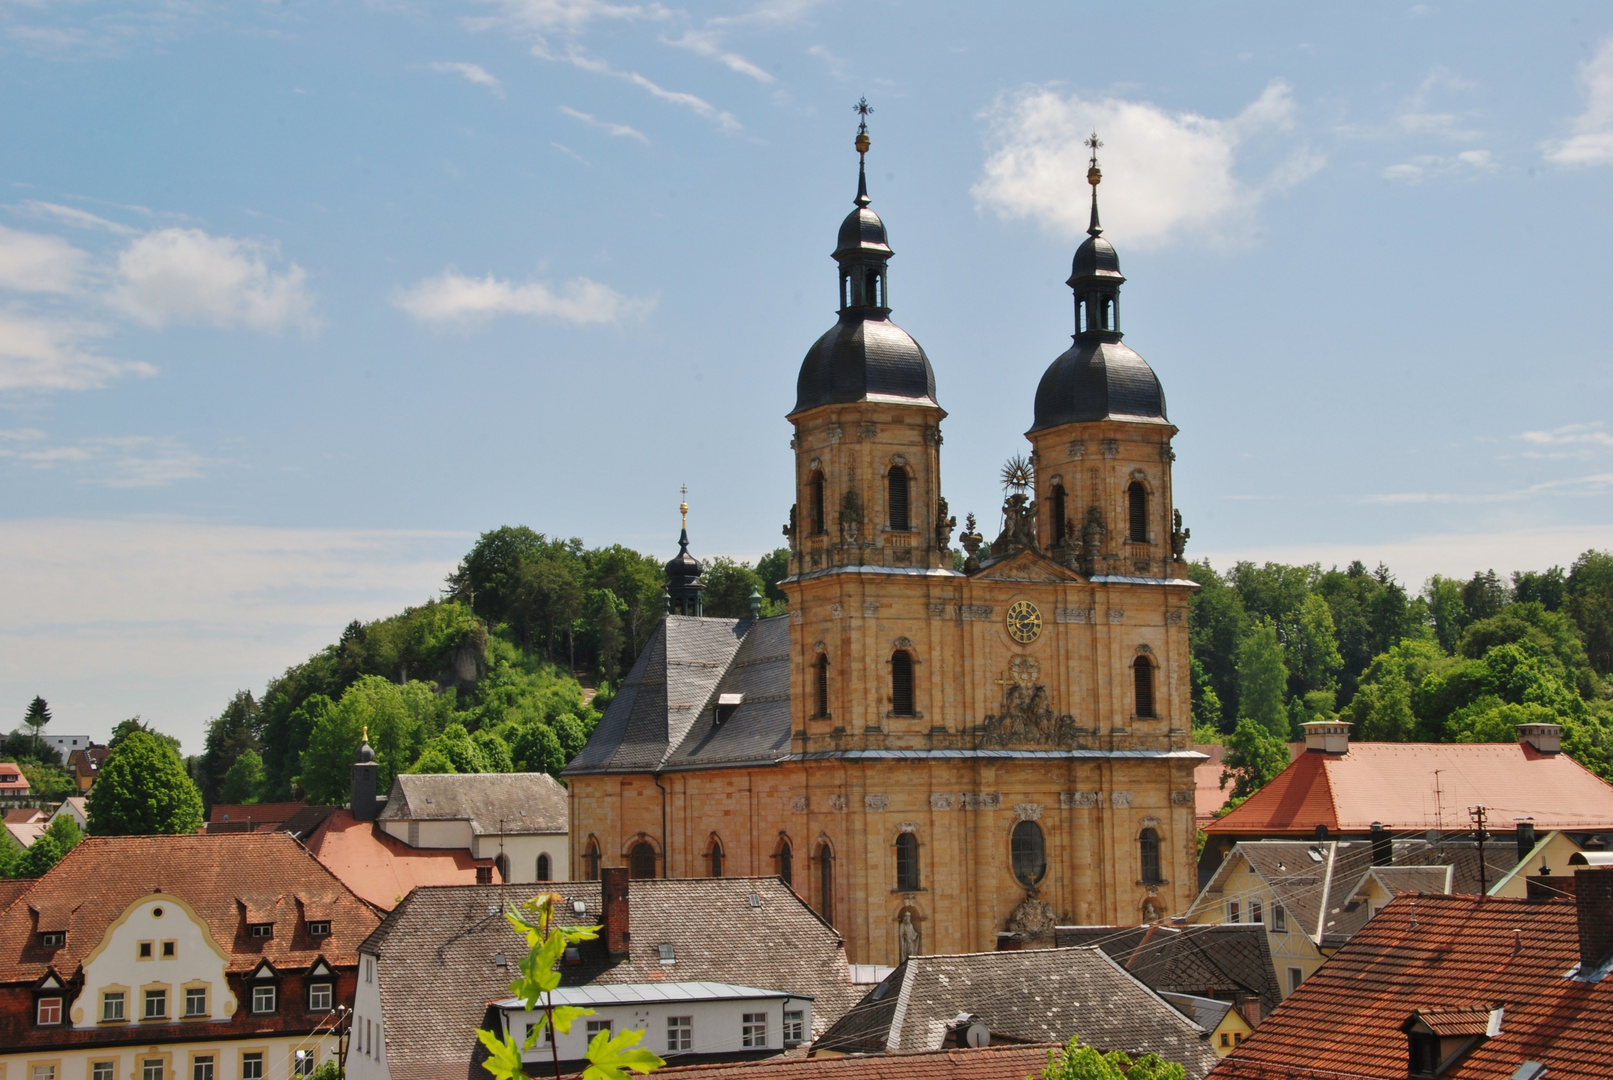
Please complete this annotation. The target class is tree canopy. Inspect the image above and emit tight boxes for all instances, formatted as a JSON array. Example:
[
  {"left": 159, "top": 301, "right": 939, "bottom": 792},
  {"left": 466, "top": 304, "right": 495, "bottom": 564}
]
[{"left": 86, "top": 730, "right": 205, "bottom": 837}]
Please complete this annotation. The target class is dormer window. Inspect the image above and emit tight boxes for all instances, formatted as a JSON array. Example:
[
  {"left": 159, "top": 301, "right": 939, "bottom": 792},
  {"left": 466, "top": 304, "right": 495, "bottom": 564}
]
[
  {"left": 714, "top": 693, "right": 743, "bottom": 726},
  {"left": 1402, "top": 1004, "right": 1503, "bottom": 1077},
  {"left": 249, "top": 923, "right": 274, "bottom": 939},
  {"left": 36, "top": 996, "right": 63, "bottom": 1025},
  {"left": 306, "top": 921, "right": 331, "bottom": 937},
  {"left": 38, "top": 931, "right": 64, "bottom": 948}
]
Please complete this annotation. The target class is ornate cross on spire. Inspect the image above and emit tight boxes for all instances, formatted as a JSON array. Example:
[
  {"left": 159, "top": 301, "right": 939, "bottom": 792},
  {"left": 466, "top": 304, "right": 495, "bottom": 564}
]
[
  {"left": 853, "top": 97, "right": 873, "bottom": 207},
  {"left": 680, "top": 485, "right": 688, "bottom": 529},
  {"left": 1084, "top": 130, "right": 1104, "bottom": 237}
]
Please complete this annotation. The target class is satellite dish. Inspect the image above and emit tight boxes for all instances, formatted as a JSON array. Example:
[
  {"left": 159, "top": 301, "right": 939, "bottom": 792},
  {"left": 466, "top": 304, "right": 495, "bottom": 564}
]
[{"left": 966, "top": 1023, "right": 991, "bottom": 1048}]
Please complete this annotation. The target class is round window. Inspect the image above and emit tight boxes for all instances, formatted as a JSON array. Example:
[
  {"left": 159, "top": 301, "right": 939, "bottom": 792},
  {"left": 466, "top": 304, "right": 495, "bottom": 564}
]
[
  {"left": 151, "top": 906, "right": 164, "bottom": 918},
  {"left": 1010, "top": 820, "right": 1047, "bottom": 887}
]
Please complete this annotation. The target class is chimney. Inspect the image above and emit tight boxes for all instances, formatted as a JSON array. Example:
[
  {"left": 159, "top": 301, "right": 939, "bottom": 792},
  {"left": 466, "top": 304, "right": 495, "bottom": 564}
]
[
  {"left": 1303, "top": 720, "right": 1351, "bottom": 754},
  {"left": 350, "top": 729, "right": 379, "bottom": 823},
  {"left": 1517, "top": 821, "right": 1538, "bottom": 864},
  {"left": 1518, "top": 723, "right": 1561, "bottom": 755},
  {"left": 1241, "top": 998, "right": 1262, "bottom": 1027},
  {"left": 1370, "top": 822, "right": 1392, "bottom": 865},
  {"left": 1574, "top": 867, "right": 1613, "bottom": 975},
  {"left": 602, "top": 867, "right": 631, "bottom": 956}
]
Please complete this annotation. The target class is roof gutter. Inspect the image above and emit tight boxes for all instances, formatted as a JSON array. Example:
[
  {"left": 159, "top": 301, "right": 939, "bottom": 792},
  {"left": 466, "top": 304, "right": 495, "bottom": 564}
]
[{"left": 654, "top": 771, "right": 669, "bottom": 879}]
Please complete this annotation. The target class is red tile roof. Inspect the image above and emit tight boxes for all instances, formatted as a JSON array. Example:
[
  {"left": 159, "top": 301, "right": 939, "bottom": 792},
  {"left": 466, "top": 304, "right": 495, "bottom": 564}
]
[
  {"left": 655, "top": 1044, "right": 1060, "bottom": 1079},
  {"left": 0, "top": 879, "right": 32, "bottom": 915},
  {"left": 1205, "top": 742, "right": 1613, "bottom": 836},
  {"left": 300, "top": 808, "right": 494, "bottom": 910},
  {"left": 207, "top": 800, "right": 307, "bottom": 825},
  {"left": 1208, "top": 883, "right": 1613, "bottom": 1079},
  {"left": 1194, "top": 744, "right": 1301, "bottom": 826}
]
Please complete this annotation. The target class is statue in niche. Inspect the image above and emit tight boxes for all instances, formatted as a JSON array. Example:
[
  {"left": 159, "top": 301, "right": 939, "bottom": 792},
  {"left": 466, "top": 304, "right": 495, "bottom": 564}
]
[
  {"left": 898, "top": 909, "right": 921, "bottom": 962},
  {"left": 1171, "top": 509, "right": 1191, "bottom": 563},
  {"left": 959, "top": 513, "right": 984, "bottom": 572},
  {"left": 934, "top": 496, "right": 956, "bottom": 550},
  {"left": 838, "top": 489, "right": 863, "bottom": 545},
  {"left": 1079, "top": 505, "right": 1106, "bottom": 576}
]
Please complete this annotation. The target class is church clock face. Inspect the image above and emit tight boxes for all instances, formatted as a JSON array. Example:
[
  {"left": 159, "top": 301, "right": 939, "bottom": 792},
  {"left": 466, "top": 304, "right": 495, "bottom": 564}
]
[{"left": 1005, "top": 600, "right": 1042, "bottom": 645}]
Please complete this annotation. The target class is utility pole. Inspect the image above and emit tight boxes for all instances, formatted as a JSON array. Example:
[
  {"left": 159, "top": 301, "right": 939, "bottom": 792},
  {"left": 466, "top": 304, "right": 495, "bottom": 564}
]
[{"left": 1470, "top": 805, "right": 1489, "bottom": 897}]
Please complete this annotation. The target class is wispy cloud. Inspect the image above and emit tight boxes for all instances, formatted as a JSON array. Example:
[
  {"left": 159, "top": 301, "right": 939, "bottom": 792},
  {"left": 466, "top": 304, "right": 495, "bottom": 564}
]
[
  {"left": 0, "top": 224, "right": 90, "bottom": 294},
  {"left": 110, "top": 229, "right": 317, "bottom": 333},
  {"left": 559, "top": 105, "right": 650, "bottom": 143},
  {"left": 1545, "top": 36, "right": 1613, "bottom": 165},
  {"left": 663, "top": 29, "right": 772, "bottom": 83},
  {"left": 14, "top": 201, "right": 138, "bottom": 236},
  {"left": 1362, "top": 472, "right": 1613, "bottom": 504},
  {"left": 392, "top": 268, "right": 655, "bottom": 326},
  {"left": 1514, "top": 421, "right": 1613, "bottom": 458},
  {"left": 549, "top": 45, "right": 741, "bottom": 130},
  {"left": 1382, "top": 148, "right": 1497, "bottom": 183},
  {"left": 428, "top": 61, "right": 505, "bottom": 97},
  {"left": 0, "top": 307, "right": 153, "bottom": 391},
  {"left": 1393, "top": 67, "right": 1483, "bottom": 141},
  {"left": 973, "top": 81, "right": 1323, "bottom": 245},
  {"left": 807, "top": 43, "right": 849, "bottom": 81},
  {"left": 0, "top": 431, "right": 204, "bottom": 486},
  {"left": 550, "top": 141, "right": 592, "bottom": 165}
]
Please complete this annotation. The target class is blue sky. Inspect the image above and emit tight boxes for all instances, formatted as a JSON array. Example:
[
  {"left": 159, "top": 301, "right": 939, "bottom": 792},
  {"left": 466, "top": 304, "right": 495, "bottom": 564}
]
[{"left": 2, "top": 0, "right": 1610, "bottom": 750}]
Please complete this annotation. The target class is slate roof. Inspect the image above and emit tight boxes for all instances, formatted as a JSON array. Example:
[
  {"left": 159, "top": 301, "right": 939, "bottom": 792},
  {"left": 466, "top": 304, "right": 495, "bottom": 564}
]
[
  {"left": 362, "top": 876, "right": 859, "bottom": 1080},
  {"left": 298, "top": 807, "right": 492, "bottom": 910},
  {"left": 378, "top": 772, "right": 568, "bottom": 834},
  {"left": 1031, "top": 338, "right": 1169, "bottom": 431},
  {"left": 1204, "top": 742, "right": 1613, "bottom": 836},
  {"left": 1052, "top": 924, "right": 1280, "bottom": 1017},
  {"left": 655, "top": 1043, "right": 1058, "bottom": 1080},
  {"left": 813, "top": 948, "right": 1219, "bottom": 1080},
  {"left": 566, "top": 616, "right": 791, "bottom": 777},
  {"left": 1207, "top": 884, "right": 1613, "bottom": 1079}
]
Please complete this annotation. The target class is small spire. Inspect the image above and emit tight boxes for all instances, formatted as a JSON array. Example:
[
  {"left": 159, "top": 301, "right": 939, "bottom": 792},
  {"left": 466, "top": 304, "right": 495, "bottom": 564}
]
[
  {"left": 1084, "top": 131, "right": 1104, "bottom": 237},
  {"left": 361, "top": 725, "right": 369, "bottom": 744},
  {"left": 854, "top": 96, "right": 873, "bottom": 208},
  {"left": 680, "top": 485, "right": 689, "bottom": 531}
]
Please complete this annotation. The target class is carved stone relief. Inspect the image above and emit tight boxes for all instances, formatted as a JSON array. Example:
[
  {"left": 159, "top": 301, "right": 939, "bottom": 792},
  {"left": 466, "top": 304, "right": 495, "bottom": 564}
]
[
  {"left": 1102, "top": 439, "right": 1120, "bottom": 458},
  {"left": 1014, "top": 803, "right": 1044, "bottom": 822},
  {"left": 790, "top": 796, "right": 809, "bottom": 814},
  {"left": 978, "top": 660, "right": 1078, "bottom": 749},
  {"left": 829, "top": 603, "right": 843, "bottom": 619},
  {"left": 928, "top": 604, "right": 949, "bottom": 619},
  {"left": 959, "top": 605, "right": 994, "bottom": 621},
  {"left": 863, "top": 601, "right": 880, "bottom": 617},
  {"left": 898, "top": 821, "right": 919, "bottom": 834},
  {"left": 1108, "top": 609, "right": 1125, "bottom": 624},
  {"left": 1170, "top": 790, "right": 1195, "bottom": 807},
  {"left": 1067, "top": 440, "right": 1086, "bottom": 460},
  {"left": 864, "top": 794, "right": 890, "bottom": 812},
  {"left": 892, "top": 636, "right": 914, "bottom": 650},
  {"left": 929, "top": 793, "right": 956, "bottom": 811},
  {"left": 829, "top": 794, "right": 848, "bottom": 812},
  {"left": 827, "top": 425, "right": 842, "bottom": 443},
  {"left": 960, "top": 793, "right": 1001, "bottom": 811},
  {"left": 1056, "top": 607, "right": 1098, "bottom": 624},
  {"left": 1166, "top": 610, "right": 1185, "bottom": 626},
  {"left": 1005, "top": 891, "right": 1058, "bottom": 941},
  {"left": 1111, "top": 791, "right": 1134, "bottom": 808},
  {"left": 1060, "top": 791, "right": 1101, "bottom": 809},
  {"left": 791, "top": 610, "right": 804, "bottom": 624},
  {"left": 857, "top": 422, "right": 878, "bottom": 440}
]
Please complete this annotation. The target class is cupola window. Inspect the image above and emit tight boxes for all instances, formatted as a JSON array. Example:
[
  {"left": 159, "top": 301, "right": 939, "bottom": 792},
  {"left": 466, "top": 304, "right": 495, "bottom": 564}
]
[
  {"left": 895, "top": 832, "right": 920, "bottom": 891},
  {"left": 1133, "top": 657, "right": 1156, "bottom": 718},
  {"left": 814, "top": 654, "right": 830, "bottom": 717},
  {"left": 887, "top": 466, "right": 910, "bottom": 532},
  {"left": 890, "top": 650, "right": 915, "bottom": 716},
  {"left": 1128, "top": 482, "right": 1148, "bottom": 543},
  {"left": 810, "top": 472, "right": 826, "bottom": 536},
  {"left": 629, "top": 841, "right": 657, "bottom": 880}
]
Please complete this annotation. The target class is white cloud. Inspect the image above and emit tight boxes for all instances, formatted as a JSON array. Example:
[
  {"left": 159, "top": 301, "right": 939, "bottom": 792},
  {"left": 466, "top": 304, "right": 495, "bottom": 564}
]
[
  {"left": 111, "top": 228, "right": 317, "bottom": 332},
  {"left": 0, "top": 431, "right": 204, "bottom": 486},
  {"left": 559, "top": 105, "right": 650, "bottom": 142},
  {"left": 1518, "top": 422, "right": 1613, "bottom": 448},
  {"left": 0, "top": 307, "right": 154, "bottom": 391},
  {"left": 1362, "top": 472, "right": 1613, "bottom": 504},
  {"left": 16, "top": 200, "right": 138, "bottom": 235},
  {"left": 428, "top": 61, "right": 505, "bottom": 96},
  {"left": 1382, "top": 148, "right": 1497, "bottom": 183},
  {"left": 476, "top": 0, "right": 664, "bottom": 40},
  {"left": 663, "top": 29, "right": 772, "bottom": 83},
  {"left": 552, "top": 46, "right": 741, "bottom": 130},
  {"left": 0, "top": 224, "right": 89, "bottom": 294},
  {"left": 973, "top": 81, "right": 1323, "bottom": 245},
  {"left": 1546, "top": 36, "right": 1613, "bottom": 165},
  {"left": 392, "top": 268, "right": 655, "bottom": 325},
  {"left": 1393, "top": 67, "right": 1483, "bottom": 141}
]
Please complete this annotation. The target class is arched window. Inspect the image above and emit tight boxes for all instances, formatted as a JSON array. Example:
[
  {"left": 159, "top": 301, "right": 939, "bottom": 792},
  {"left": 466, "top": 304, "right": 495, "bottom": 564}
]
[
  {"left": 582, "top": 837, "right": 601, "bottom": 881},
  {"left": 816, "top": 843, "right": 834, "bottom": 924},
  {"left": 1051, "top": 483, "right": 1067, "bottom": 545},
  {"left": 775, "top": 838, "right": 793, "bottom": 886},
  {"left": 536, "top": 853, "right": 551, "bottom": 882},
  {"left": 629, "top": 841, "right": 657, "bottom": 880},
  {"left": 706, "top": 836, "right": 725, "bottom": 878},
  {"left": 814, "top": 654, "right": 830, "bottom": 717},
  {"left": 865, "top": 268, "right": 880, "bottom": 306},
  {"left": 1140, "top": 828, "right": 1162, "bottom": 885},
  {"left": 890, "top": 650, "right": 915, "bottom": 716},
  {"left": 1133, "top": 657, "right": 1156, "bottom": 718},
  {"left": 810, "top": 472, "right": 826, "bottom": 536},
  {"left": 1011, "top": 821, "right": 1047, "bottom": 887},
  {"left": 495, "top": 854, "right": 510, "bottom": 882},
  {"left": 887, "top": 466, "right": 910, "bottom": 532},
  {"left": 1128, "top": 482, "right": 1148, "bottom": 543},
  {"left": 895, "top": 832, "right": 920, "bottom": 891}
]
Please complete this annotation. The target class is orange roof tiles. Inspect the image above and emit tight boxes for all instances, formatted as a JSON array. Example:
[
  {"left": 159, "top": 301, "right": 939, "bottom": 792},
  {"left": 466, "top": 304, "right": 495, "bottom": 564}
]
[
  {"left": 208, "top": 800, "right": 306, "bottom": 824},
  {"left": 1194, "top": 743, "right": 1301, "bottom": 826},
  {"left": 655, "top": 1044, "right": 1060, "bottom": 1079},
  {"left": 300, "top": 807, "right": 493, "bottom": 910},
  {"left": 1205, "top": 742, "right": 1613, "bottom": 836},
  {"left": 1208, "top": 882, "right": 1613, "bottom": 1079}
]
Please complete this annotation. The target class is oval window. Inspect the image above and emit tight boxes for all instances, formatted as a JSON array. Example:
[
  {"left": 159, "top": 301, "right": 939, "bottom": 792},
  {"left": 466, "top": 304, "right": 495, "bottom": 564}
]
[{"left": 1010, "top": 821, "right": 1047, "bottom": 887}]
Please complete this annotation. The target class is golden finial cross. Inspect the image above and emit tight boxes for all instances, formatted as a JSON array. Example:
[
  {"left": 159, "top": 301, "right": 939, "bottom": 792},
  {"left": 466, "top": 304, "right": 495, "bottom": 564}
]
[
  {"left": 680, "top": 485, "right": 688, "bottom": 529},
  {"left": 1085, "top": 131, "right": 1103, "bottom": 188}
]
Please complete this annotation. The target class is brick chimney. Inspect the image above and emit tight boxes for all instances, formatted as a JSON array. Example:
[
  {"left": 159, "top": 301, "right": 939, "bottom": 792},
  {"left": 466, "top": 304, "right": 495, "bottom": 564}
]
[
  {"left": 1518, "top": 723, "right": 1561, "bottom": 755},
  {"left": 1574, "top": 867, "right": 1613, "bottom": 975},
  {"left": 1371, "top": 822, "right": 1392, "bottom": 866},
  {"left": 1303, "top": 721, "right": 1350, "bottom": 754},
  {"left": 602, "top": 867, "right": 631, "bottom": 956},
  {"left": 1516, "top": 821, "right": 1538, "bottom": 864}
]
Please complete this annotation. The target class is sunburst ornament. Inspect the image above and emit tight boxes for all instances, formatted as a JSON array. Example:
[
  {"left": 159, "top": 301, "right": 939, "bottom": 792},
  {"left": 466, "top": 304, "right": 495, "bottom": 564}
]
[{"left": 1001, "top": 455, "right": 1034, "bottom": 493}]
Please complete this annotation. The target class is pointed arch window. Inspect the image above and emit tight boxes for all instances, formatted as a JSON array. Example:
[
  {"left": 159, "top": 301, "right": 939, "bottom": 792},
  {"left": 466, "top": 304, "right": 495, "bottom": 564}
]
[
  {"left": 810, "top": 471, "right": 826, "bottom": 536},
  {"left": 814, "top": 654, "right": 830, "bottom": 718},
  {"left": 494, "top": 854, "right": 510, "bottom": 882},
  {"left": 629, "top": 841, "right": 657, "bottom": 880},
  {"left": 1051, "top": 482, "right": 1067, "bottom": 545},
  {"left": 582, "top": 838, "right": 601, "bottom": 881},
  {"left": 775, "top": 837, "right": 793, "bottom": 886},
  {"left": 1128, "top": 482, "right": 1148, "bottom": 543},
  {"left": 706, "top": 836, "right": 725, "bottom": 878},
  {"left": 895, "top": 832, "right": 920, "bottom": 891},
  {"left": 1133, "top": 656, "right": 1156, "bottom": 718},
  {"left": 816, "top": 843, "right": 834, "bottom": 924},
  {"left": 1140, "top": 827, "right": 1163, "bottom": 885},
  {"left": 890, "top": 650, "right": 915, "bottom": 716},
  {"left": 536, "top": 853, "right": 551, "bottom": 882},
  {"left": 887, "top": 466, "right": 910, "bottom": 532}
]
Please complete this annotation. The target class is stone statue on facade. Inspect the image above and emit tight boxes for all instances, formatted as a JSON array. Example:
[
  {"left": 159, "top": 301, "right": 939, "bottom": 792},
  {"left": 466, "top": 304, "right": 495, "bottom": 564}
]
[
  {"left": 959, "top": 513, "right": 984, "bottom": 572},
  {"left": 1171, "top": 508, "right": 1190, "bottom": 563},
  {"left": 934, "top": 496, "right": 956, "bottom": 550},
  {"left": 898, "top": 910, "right": 921, "bottom": 962}
]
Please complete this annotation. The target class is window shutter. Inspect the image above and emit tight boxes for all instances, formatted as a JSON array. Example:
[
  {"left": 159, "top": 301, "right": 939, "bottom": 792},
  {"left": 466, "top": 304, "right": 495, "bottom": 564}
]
[
  {"left": 890, "top": 651, "right": 915, "bottom": 715},
  {"left": 1134, "top": 658, "right": 1155, "bottom": 718},
  {"left": 888, "top": 467, "right": 909, "bottom": 532},
  {"left": 1128, "top": 482, "right": 1148, "bottom": 543}
]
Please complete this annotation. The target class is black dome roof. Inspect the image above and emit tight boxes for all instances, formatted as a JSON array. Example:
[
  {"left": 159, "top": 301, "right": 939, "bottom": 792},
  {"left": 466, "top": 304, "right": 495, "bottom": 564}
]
[
  {"left": 1031, "top": 338, "right": 1167, "bottom": 431},
  {"left": 793, "top": 312, "right": 937, "bottom": 415},
  {"left": 836, "top": 207, "right": 892, "bottom": 260},
  {"left": 665, "top": 532, "right": 702, "bottom": 583},
  {"left": 1069, "top": 234, "right": 1122, "bottom": 284}
]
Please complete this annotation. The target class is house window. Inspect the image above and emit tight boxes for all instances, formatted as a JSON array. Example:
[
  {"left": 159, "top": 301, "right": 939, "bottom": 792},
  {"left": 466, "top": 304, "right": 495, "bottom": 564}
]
[
  {"left": 629, "top": 841, "right": 657, "bottom": 880},
  {"left": 1011, "top": 820, "right": 1047, "bottom": 887},
  {"left": 1251, "top": 901, "right": 1264, "bottom": 924},
  {"left": 139, "top": 941, "right": 154, "bottom": 959},
  {"left": 1128, "top": 482, "right": 1148, "bottom": 543},
  {"left": 1287, "top": 967, "right": 1304, "bottom": 995},
  {"left": 103, "top": 992, "right": 126, "bottom": 1021},
  {"left": 249, "top": 923, "right": 273, "bottom": 939},
  {"left": 162, "top": 940, "right": 176, "bottom": 958},
  {"left": 784, "top": 1009, "right": 805, "bottom": 1044},
  {"left": 658, "top": 943, "right": 676, "bottom": 963},
  {"left": 251, "top": 984, "right": 276, "bottom": 1014},
  {"left": 365, "top": 957, "right": 374, "bottom": 984},
  {"left": 814, "top": 654, "right": 830, "bottom": 717},
  {"left": 586, "top": 1020, "right": 613, "bottom": 1040},
  {"left": 185, "top": 987, "right": 208, "bottom": 1017},
  {"left": 293, "top": 1051, "right": 315, "bottom": 1078},
  {"left": 241, "top": 1053, "right": 264, "bottom": 1080},
  {"left": 707, "top": 837, "right": 725, "bottom": 878},
  {"left": 817, "top": 844, "right": 834, "bottom": 924},
  {"left": 742, "top": 1012, "right": 768, "bottom": 1048},
  {"left": 1139, "top": 828, "right": 1162, "bottom": 885},
  {"left": 536, "top": 854, "right": 551, "bottom": 881},
  {"left": 583, "top": 838, "right": 602, "bottom": 881},
  {"left": 1409, "top": 1033, "right": 1441, "bottom": 1076},
  {"left": 1133, "top": 657, "right": 1156, "bottom": 718},
  {"left": 93, "top": 1063, "right": 115, "bottom": 1080},
  {"left": 142, "top": 1061, "right": 163, "bottom": 1080},
  {"left": 36, "top": 995, "right": 63, "bottom": 1025},
  {"left": 1271, "top": 904, "right": 1287, "bottom": 932},
  {"left": 667, "top": 1015, "right": 692, "bottom": 1052},
  {"left": 776, "top": 839, "right": 793, "bottom": 886},
  {"left": 890, "top": 650, "right": 915, "bottom": 716},
  {"left": 809, "top": 471, "right": 826, "bottom": 535},
  {"left": 144, "top": 988, "right": 167, "bottom": 1019},
  {"left": 32, "top": 1067, "right": 56, "bottom": 1080},
  {"left": 1220, "top": 1033, "right": 1230, "bottom": 1048},
  {"left": 895, "top": 832, "right": 920, "bottom": 891},
  {"left": 307, "top": 921, "right": 331, "bottom": 937},
  {"left": 1227, "top": 901, "right": 1241, "bottom": 923},
  {"left": 887, "top": 466, "right": 910, "bottom": 532},
  {"left": 1233, "top": 1033, "right": 1243, "bottom": 1046},
  {"left": 38, "top": 931, "right": 64, "bottom": 947},
  {"left": 309, "top": 982, "right": 333, "bottom": 1011},
  {"left": 192, "top": 1056, "right": 213, "bottom": 1080}
]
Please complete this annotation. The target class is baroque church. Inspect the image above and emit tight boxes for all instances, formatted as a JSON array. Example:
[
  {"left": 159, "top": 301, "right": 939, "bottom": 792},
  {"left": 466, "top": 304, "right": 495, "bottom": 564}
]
[{"left": 565, "top": 119, "right": 1202, "bottom": 967}]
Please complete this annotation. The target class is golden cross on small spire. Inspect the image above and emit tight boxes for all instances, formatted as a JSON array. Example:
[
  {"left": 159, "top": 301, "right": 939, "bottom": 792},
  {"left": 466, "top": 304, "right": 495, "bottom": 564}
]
[
  {"left": 1085, "top": 131, "right": 1103, "bottom": 187},
  {"left": 679, "top": 485, "right": 688, "bottom": 529},
  {"left": 361, "top": 725, "right": 369, "bottom": 743},
  {"left": 854, "top": 97, "right": 873, "bottom": 158}
]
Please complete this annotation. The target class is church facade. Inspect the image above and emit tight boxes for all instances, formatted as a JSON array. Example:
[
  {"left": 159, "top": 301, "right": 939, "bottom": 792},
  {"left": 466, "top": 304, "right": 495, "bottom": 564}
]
[{"left": 565, "top": 126, "right": 1202, "bottom": 967}]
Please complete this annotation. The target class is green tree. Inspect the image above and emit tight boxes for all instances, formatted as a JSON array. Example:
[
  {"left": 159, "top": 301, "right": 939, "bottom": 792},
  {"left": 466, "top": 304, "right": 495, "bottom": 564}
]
[
  {"left": 1220, "top": 718, "right": 1291, "bottom": 801},
  {"left": 108, "top": 716, "right": 182, "bottom": 755},
  {"left": 583, "top": 544, "right": 666, "bottom": 662},
  {"left": 87, "top": 730, "right": 205, "bottom": 836},
  {"left": 474, "top": 729, "right": 516, "bottom": 773},
  {"left": 1461, "top": 569, "right": 1510, "bottom": 623},
  {"left": 1039, "top": 1036, "right": 1186, "bottom": 1080},
  {"left": 219, "top": 748, "right": 267, "bottom": 804},
  {"left": 580, "top": 589, "right": 627, "bottom": 682},
  {"left": 408, "top": 747, "right": 457, "bottom": 775},
  {"left": 1185, "top": 560, "right": 1249, "bottom": 731},
  {"left": 20, "top": 815, "right": 81, "bottom": 877},
  {"left": 413, "top": 723, "right": 489, "bottom": 774},
  {"left": 1568, "top": 550, "right": 1613, "bottom": 675},
  {"left": 754, "top": 547, "right": 790, "bottom": 605},
  {"left": 1236, "top": 618, "right": 1290, "bottom": 738},
  {"left": 1189, "top": 656, "right": 1223, "bottom": 734},
  {"left": 1513, "top": 567, "right": 1567, "bottom": 611},
  {"left": 700, "top": 557, "right": 784, "bottom": 618},
  {"left": 299, "top": 677, "right": 441, "bottom": 805},
  {"left": 1288, "top": 593, "right": 1344, "bottom": 698},
  {"left": 1424, "top": 575, "right": 1467, "bottom": 654},
  {"left": 21, "top": 696, "right": 50, "bottom": 759},
  {"left": 509, "top": 722, "right": 565, "bottom": 776},
  {"left": 1343, "top": 638, "right": 1449, "bottom": 742},
  {"left": 19, "top": 761, "right": 75, "bottom": 799},
  {"left": 199, "top": 690, "right": 260, "bottom": 807}
]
